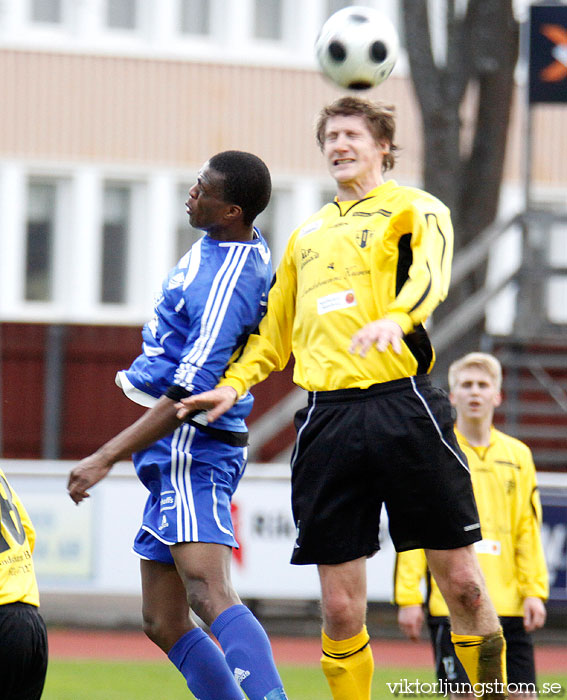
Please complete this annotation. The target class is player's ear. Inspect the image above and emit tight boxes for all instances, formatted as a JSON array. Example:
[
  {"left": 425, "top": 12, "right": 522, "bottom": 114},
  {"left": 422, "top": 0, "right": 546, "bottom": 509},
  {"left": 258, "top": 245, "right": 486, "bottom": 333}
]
[
  {"left": 493, "top": 391, "right": 503, "bottom": 408},
  {"left": 224, "top": 203, "right": 243, "bottom": 222}
]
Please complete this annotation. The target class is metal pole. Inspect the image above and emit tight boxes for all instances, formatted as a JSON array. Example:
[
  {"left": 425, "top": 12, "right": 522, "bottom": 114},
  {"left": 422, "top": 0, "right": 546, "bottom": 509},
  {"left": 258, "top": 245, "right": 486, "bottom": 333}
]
[{"left": 42, "top": 324, "right": 67, "bottom": 459}]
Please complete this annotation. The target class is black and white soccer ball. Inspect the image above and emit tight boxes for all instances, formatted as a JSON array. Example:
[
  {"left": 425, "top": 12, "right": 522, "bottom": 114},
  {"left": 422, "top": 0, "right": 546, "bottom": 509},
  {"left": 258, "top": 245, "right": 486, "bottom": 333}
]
[{"left": 315, "top": 6, "right": 399, "bottom": 90}]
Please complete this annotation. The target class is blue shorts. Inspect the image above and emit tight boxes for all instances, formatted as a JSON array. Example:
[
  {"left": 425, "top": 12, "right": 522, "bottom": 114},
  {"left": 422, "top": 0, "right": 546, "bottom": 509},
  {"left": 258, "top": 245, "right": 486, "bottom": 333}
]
[{"left": 132, "top": 424, "right": 247, "bottom": 564}]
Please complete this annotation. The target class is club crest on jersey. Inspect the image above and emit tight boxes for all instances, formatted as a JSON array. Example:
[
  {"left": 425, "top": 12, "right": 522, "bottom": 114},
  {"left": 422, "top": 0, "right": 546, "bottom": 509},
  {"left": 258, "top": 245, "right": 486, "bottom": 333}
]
[{"left": 356, "top": 229, "right": 373, "bottom": 248}]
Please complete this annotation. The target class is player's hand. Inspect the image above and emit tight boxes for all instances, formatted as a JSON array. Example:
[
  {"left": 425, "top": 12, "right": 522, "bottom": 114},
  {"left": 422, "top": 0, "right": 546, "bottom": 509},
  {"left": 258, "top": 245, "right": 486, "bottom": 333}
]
[
  {"left": 397, "top": 605, "right": 424, "bottom": 641},
  {"left": 176, "top": 386, "right": 238, "bottom": 423},
  {"left": 350, "top": 319, "right": 403, "bottom": 357},
  {"left": 523, "top": 596, "right": 546, "bottom": 632},
  {"left": 67, "top": 453, "right": 113, "bottom": 505}
]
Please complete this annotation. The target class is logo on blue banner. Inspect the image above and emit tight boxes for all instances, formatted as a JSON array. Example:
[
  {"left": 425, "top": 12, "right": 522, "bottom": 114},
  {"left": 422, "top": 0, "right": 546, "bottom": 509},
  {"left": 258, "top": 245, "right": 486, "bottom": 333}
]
[
  {"left": 541, "top": 493, "right": 567, "bottom": 601},
  {"left": 529, "top": 4, "right": 567, "bottom": 104}
]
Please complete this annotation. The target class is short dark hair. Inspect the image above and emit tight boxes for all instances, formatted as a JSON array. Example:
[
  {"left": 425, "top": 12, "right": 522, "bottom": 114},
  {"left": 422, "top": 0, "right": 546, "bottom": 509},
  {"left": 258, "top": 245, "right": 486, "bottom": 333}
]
[
  {"left": 315, "top": 96, "right": 399, "bottom": 172},
  {"left": 208, "top": 150, "right": 272, "bottom": 226}
]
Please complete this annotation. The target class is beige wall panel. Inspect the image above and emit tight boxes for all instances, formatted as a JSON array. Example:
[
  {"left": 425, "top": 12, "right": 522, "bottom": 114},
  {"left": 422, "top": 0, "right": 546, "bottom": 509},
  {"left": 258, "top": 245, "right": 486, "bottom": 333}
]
[
  {"left": 1, "top": 50, "right": 565, "bottom": 187},
  {"left": 0, "top": 49, "right": 420, "bottom": 179}
]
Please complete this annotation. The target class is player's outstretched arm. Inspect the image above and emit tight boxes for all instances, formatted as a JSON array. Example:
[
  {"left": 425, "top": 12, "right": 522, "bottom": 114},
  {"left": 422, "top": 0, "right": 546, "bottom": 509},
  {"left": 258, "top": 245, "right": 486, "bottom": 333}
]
[
  {"left": 176, "top": 386, "right": 238, "bottom": 423},
  {"left": 68, "top": 396, "right": 182, "bottom": 504},
  {"left": 67, "top": 452, "right": 114, "bottom": 504}
]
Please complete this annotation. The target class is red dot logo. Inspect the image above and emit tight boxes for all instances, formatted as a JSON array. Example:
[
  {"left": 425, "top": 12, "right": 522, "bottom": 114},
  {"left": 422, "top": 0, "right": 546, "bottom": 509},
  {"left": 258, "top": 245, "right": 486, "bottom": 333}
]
[{"left": 345, "top": 292, "right": 355, "bottom": 304}]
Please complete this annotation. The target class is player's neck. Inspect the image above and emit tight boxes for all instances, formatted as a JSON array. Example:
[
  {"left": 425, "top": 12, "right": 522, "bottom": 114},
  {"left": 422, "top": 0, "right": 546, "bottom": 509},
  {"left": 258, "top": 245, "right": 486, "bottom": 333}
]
[
  {"left": 208, "top": 224, "right": 255, "bottom": 243},
  {"left": 456, "top": 416, "right": 493, "bottom": 447},
  {"left": 335, "top": 174, "right": 384, "bottom": 202}
]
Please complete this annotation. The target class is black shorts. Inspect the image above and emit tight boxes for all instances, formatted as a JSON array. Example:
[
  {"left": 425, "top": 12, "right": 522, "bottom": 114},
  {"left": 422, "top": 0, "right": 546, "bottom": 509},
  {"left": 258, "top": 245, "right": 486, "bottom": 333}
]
[
  {"left": 290, "top": 376, "right": 481, "bottom": 565},
  {"left": 0, "top": 602, "right": 48, "bottom": 700},
  {"left": 429, "top": 616, "right": 536, "bottom": 687}
]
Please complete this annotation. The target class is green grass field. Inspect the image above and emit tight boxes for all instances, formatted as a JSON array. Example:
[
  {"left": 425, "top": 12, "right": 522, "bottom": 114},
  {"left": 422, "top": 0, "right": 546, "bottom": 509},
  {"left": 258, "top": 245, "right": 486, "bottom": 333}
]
[{"left": 43, "top": 660, "right": 567, "bottom": 700}]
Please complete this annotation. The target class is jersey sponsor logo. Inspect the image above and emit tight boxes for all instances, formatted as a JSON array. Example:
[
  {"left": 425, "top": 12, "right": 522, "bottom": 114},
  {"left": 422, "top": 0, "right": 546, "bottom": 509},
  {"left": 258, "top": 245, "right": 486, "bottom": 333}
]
[
  {"left": 160, "top": 490, "right": 176, "bottom": 511},
  {"left": 298, "top": 220, "right": 323, "bottom": 238},
  {"left": 346, "top": 265, "right": 370, "bottom": 278},
  {"left": 355, "top": 229, "right": 373, "bottom": 248},
  {"left": 317, "top": 289, "right": 357, "bottom": 315},
  {"left": 474, "top": 539, "right": 501, "bottom": 556},
  {"left": 300, "top": 248, "right": 319, "bottom": 269}
]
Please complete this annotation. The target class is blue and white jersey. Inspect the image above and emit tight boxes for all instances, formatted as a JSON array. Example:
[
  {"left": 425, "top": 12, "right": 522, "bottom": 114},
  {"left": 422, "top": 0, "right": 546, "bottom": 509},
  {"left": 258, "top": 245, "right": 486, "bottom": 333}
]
[{"left": 116, "top": 229, "right": 272, "bottom": 432}]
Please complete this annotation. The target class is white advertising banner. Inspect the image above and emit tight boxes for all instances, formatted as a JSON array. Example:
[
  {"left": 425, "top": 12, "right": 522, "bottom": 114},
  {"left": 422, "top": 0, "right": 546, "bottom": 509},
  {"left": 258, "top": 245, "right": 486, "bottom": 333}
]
[
  {"left": 230, "top": 475, "right": 397, "bottom": 601},
  {"left": 2, "top": 460, "right": 397, "bottom": 601},
  {"left": 6, "top": 461, "right": 565, "bottom": 605}
]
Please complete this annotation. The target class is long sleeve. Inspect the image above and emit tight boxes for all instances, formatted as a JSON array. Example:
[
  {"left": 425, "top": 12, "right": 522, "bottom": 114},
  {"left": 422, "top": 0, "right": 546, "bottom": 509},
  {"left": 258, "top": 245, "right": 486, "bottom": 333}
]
[
  {"left": 515, "top": 447, "right": 549, "bottom": 601},
  {"left": 218, "top": 234, "right": 297, "bottom": 398},
  {"left": 393, "top": 548, "right": 428, "bottom": 607},
  {"left": 381, "top": 196, "right": 453, "bottom": 335}
]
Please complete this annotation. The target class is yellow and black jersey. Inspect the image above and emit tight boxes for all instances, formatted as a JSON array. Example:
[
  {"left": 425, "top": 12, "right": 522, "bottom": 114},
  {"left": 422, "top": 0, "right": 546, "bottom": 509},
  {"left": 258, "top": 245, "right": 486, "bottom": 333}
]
[
  {"left": 220, "top": 180, "right": 453, "bottom": 395},
  {"left": 0, "top": 469, "right": 40, "bottom": 607},
  {"left": 394, "top": 427, "right": 549, "bottom": 617}
]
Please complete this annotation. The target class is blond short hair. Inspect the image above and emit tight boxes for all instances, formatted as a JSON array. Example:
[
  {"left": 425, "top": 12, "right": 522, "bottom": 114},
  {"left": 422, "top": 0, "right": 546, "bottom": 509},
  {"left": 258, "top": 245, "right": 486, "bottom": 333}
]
[{"left": 448, "top": 352, "right": 502, "bottom": 393}]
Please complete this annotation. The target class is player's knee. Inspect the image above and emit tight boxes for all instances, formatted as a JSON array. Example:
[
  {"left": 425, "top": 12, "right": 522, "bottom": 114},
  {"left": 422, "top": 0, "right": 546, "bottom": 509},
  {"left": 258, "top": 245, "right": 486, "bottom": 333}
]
[
  {"left": 141, "top": 611, "right": 169, "bottom": 651},
  {"left": 185, "top": 574, "right": 237, "bottom": 625},
  {"left": 442, "top": 568, "right": 484, "bottom": 613},
  {"left": 322, "top": 589, "right": 364, "bottom": 632}
]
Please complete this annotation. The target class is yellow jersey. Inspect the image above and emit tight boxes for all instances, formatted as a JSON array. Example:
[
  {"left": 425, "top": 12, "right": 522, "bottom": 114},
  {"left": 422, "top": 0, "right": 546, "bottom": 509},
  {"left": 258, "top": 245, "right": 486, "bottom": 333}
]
[
  {"left": 394, "top": 427, "right": 549, "bottom": 617},
  {"left": 220, "top": 180, "right": 453, "bottom": 396},
  {"left": 0, "top": 469, "right": 40, "bottom": 607}
]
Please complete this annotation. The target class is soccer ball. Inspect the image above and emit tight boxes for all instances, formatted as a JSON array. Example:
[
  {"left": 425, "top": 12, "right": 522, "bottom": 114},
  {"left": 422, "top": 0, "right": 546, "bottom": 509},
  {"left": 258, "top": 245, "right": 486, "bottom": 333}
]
[{"left": 315, "top": 6, "right": 399, "bottom": 90}]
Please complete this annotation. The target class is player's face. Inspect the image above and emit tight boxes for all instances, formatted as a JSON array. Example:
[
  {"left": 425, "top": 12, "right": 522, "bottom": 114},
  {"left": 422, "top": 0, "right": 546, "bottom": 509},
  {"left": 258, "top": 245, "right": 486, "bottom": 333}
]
[
  {"left": 450, "top": 366, "right": 502, "bottom": 422},
  {"left": 322, "top": 114, "right": 387, "bottom": 191},
  {"left": 186, "top": 163, "right": 230, "bottom": 232}
]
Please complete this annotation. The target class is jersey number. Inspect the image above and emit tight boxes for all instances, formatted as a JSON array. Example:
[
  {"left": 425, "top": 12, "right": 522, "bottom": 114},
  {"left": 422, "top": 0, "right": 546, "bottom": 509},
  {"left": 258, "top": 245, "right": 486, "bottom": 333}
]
[{"left": 0, "top": 475, "right": 26, "bottom": 553}]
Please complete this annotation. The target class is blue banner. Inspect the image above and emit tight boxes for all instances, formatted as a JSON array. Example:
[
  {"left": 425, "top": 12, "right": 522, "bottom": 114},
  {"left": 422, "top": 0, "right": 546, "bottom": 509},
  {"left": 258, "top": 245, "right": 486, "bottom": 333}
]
[
  {"left": 540, "top": 489, "right": 567, "bottom": 601},
  {"left": 529, "top": 4, "right": 567, "bottom": 104}
]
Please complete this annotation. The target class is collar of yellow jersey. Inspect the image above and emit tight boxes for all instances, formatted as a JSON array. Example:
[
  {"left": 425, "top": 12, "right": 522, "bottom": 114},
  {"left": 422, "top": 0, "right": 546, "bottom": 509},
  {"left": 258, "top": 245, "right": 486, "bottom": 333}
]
[{"left": 333, "top": 179, "right": 398, "bottom": 215}]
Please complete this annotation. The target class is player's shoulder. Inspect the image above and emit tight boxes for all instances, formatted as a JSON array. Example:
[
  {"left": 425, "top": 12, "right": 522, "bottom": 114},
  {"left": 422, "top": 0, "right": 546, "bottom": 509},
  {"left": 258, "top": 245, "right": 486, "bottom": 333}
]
[
  {"left": 387, "top": 182, "right": 449, "bottom": 215},
  {"left": 291, "top": 202, "right": 336, "bottom": 242},
  {"left": 492, "top": 428, "right": 534, "bottom": 461}
]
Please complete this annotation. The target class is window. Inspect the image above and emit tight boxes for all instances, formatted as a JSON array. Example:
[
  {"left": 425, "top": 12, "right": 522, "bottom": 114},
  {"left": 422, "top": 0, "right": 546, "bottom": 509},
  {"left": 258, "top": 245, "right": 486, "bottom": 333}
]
[
  {"left": 25, "top": 181, "right": 56, "bottom": 301},
  {"left": 175, "top": 183, "right": 203, "bottom": 263},
  {"left": 31, "top": 0, "right": 62, "bottom": 23},
  {"left": 106, "top": 0, "right": 137, "bottom": 30},
  {"left": 180, "top": 0, "right": 210, "bottom": 35},
  {"left": 101, "top": 184, "right": 130, "bottom": 303},
  {"left": 254, "top": 0, "right": 283, "bottom": 40}
]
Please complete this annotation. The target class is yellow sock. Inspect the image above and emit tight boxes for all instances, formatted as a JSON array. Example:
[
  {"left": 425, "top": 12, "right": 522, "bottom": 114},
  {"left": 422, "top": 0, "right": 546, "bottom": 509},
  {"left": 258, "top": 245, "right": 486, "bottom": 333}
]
[
  {"left": 320, "top": 626, "right": 374, "bottom": 700},
  {"left": 451, "top": 628, "right": 507, "bottom": 698}
]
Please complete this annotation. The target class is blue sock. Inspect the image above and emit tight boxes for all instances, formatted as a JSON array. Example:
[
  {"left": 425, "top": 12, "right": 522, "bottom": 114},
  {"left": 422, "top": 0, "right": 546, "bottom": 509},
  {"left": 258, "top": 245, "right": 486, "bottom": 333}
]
[
  {"left": 168, "top": 627, "right": 244, "bottom": 700},
  {"left": 211, "top": 604, "right": 287, "bottom": 700}
]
